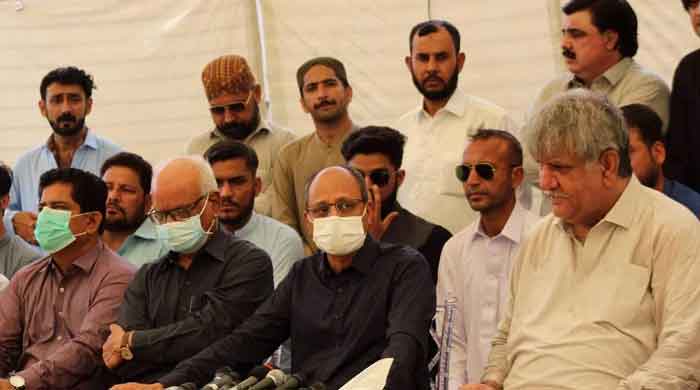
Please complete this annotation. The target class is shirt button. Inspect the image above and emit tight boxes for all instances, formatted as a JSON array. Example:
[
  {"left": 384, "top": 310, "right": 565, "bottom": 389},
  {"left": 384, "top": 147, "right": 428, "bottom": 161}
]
[
  {"left": 56, "top": 336, "right": 63, "bottom": 341},
  {"left": 59, "top": 287, "right": 65, "bottom": 293},
  {"left": 58, "top": 311, "right": 63, "bottom": 317}
]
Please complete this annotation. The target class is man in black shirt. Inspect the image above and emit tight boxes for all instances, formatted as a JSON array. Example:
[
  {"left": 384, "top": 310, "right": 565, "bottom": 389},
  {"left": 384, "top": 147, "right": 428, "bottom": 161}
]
[
  {"left": 103, "top": 156, "right": 273, "bottom": 384},
  {"left": 110, "top": 165, "right": 435, "bottom": 390},
  {"left": 341, "top": 126, "right": 451, "bottom": 284}
]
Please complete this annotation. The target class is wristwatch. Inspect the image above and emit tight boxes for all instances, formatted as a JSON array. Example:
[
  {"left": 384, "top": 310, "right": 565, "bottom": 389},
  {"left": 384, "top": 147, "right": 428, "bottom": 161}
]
[
  {"left": 9, "top": 375, "right": 25, "bottom": 390},
  {"left": 119, "top": 331, "right": 134, "bottom": 360}
]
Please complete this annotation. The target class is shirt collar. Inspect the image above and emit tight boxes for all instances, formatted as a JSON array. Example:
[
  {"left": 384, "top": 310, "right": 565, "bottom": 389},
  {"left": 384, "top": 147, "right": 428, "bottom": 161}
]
[
  {"left": 472, "top": 202, "right": 529, "bottom": 244},
  {"left": 311, "top": 124, "right": 356, "bottom": 148},
  {"left": 53, "top": 239, "right": 103, "bottom": 273},
  {"left": 46, "top": 128, "right": 97, "bottom": 151},
  {"left": 0, "top": 232, "right": 10, "bottom": 249},
  {"left": 318, "top": 235, "right": 376, "bottom": 277},
  {"left": 210, "top": 119, "right": 270, "bottom": 143},
  {"left": 568, "top": 58, "right": 632, "bottom": 89},
  {"left": 418, "top": 88, "right": 467, "bottom": 120},
  {"left": 201, "top": 225, "right": 228, "bottom": 262},
  {"left": 132, "top": 217, "right": 159, "bottom": 240},
  {"left": 235, "top": 212, "right": 260, "bottom": 238}
]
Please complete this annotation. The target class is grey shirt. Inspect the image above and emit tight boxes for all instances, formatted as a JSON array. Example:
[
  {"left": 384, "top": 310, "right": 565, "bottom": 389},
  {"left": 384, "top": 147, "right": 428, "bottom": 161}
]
[{"left": 0, "top": 233, "right": 41, "bottom": 279}]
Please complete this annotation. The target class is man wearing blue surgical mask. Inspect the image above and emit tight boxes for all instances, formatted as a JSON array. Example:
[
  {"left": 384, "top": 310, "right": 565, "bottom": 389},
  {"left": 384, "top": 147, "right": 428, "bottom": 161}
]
[
  {"left": 104, "top": 156, "right": 273, "bottom": 385},
  {"left": 0, "top": 167, "right": 136, "bottom": 390}
]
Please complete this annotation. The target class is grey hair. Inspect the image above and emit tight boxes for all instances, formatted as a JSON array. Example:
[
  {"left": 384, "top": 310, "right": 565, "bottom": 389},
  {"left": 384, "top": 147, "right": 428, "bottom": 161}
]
[
  {"left": 525, "top": 89, "right": 632, "bottom": 177},
  {"left": 152, "top": 155, "right": 219, "bottom": 195},
  {"left": 303, "top": 165, "right": 369, "bottom": 208}
]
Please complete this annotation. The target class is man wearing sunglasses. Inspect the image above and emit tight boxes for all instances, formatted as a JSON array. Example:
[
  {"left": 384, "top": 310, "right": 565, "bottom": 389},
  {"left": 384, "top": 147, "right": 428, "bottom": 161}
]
[
  {"left": 465, "top": 90, "right": 700, "bottom": 390},
  {"left": 342, "top": 126, "right": 451, "bottom": 284},
  {"left": 186, "top": 55, "right": 295, "bottom": 216},
  {"left": 435, "top": 129, "right": 539, "bottom": 389},
  {"left": 104, "top": 156, "right": 273, "bottom": 385}
]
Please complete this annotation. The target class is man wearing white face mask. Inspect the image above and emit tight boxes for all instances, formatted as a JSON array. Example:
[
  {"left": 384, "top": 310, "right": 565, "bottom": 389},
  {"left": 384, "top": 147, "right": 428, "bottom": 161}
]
[
  {"left": 113, "top": 165, "right": 436, "bottom": 390},
  {"left": 103, "top": 156, "right": 274, "bottom": 385}
]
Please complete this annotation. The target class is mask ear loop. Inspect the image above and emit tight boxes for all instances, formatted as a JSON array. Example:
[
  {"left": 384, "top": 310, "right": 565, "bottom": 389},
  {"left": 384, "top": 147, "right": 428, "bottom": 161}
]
[
  {"left": 69, "top": 211, "right": 98, "bottom": 238},
  {"left": 199, "top": 194, "right": 217, "bottom": 235}
]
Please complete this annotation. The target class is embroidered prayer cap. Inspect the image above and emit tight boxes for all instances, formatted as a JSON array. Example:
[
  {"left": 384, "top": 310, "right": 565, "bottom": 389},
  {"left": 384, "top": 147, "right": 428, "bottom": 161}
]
[{"left": 201, "top": 55, "right": 256, "bottom": 101}]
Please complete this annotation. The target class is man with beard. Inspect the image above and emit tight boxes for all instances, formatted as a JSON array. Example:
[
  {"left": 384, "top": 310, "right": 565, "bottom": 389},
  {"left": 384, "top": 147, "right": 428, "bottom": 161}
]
[
  {"left": 664, "top": 0, "right": 700, "bottom": 193},
  {"left": 186, "top": 55, "right": 295, "bottom": 215},
  {"left": 271, "top": 57, "right": 359, "bottom": 252},
  {"left": 342, "top": 126, "right": 451, "bottom": 284},
  {"left": 100, "top": 152, "right": 169, "bottom": 267},
  {"left": 531, "top": 0, "right": 669, "bottom": 130},
  {"left": 622, "top": 104, "right": 700, "bottom": 217},
  {"left": 435, "top": 129, "right": 539, "bottom": 389},
  {"left": 397, "top": 20, "right": 520, "bottom": 235},
  {"left": 3, "top": 66, "right": 122, "bottom": 245}
]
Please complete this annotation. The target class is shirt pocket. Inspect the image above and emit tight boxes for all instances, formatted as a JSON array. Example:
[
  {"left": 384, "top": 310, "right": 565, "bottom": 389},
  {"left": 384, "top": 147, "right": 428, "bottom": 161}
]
[{"left": 438, "top": 159, "right": 464, "bottom": 197}]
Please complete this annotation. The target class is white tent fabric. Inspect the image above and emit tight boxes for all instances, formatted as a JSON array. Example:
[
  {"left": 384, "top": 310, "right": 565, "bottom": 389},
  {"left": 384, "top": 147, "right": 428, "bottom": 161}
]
[{"left": 0, "top": 0, "right": 696, "bottom": 166}]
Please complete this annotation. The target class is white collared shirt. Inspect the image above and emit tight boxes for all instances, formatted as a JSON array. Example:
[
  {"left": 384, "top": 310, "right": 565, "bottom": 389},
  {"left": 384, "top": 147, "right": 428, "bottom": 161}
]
[{"left": 436, "top": 203, "right": 540, "bottom": 388}]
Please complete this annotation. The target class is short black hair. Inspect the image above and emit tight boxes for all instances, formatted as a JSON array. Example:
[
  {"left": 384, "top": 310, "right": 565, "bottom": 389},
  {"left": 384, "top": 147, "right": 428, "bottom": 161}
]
[
  {"left": 0, "top": 163, "right": 12, "bottom": 198},
  {"left": 296, "top": 57, "right": 349, "bottom": 97},
  {"left": 470, "top": 129, "right": 524, "bottom": 166},
  {"left": 563, "top": 0, "right": 638, "bottom": 57},
  {"left": 409, "top": 20, "right": 461, "bottom": 53},
  {"left": 100, "top": 152, "right": 153, "bottom": 194},
  {"left": 341, "top": 126, "right": 407, "bottom": 169},
  {"left": 682, "top": 0, "right": 699, "bottom": 10},
  {"left": 40, "top": 66, "right": 96, "bottom": 100},
  {"left": 204, "top": 140, "right": 259, "bottom": 175},
  {"left": 38, "top": 168, "right": 108, "bottom": 233},
  {"left": 620, "top": 104, "right": 664, "bottom": 148}
]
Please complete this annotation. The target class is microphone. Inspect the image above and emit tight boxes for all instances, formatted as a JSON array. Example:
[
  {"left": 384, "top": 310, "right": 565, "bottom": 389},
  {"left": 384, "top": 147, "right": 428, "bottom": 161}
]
[
  {"left": 202, "top": 366, "right": 240, "bottom": 390},
  {"left": 249, "top": 369, "right": 287, "bottom": 389},
  {"left": 274, "top": 373, "right": 304, "bottom": 389},
  {"left": 230, "top": 366, "right": 271, "bottom": 390},
  {"left": 164, "top": 383, "right": 196, "bottom": 390}
]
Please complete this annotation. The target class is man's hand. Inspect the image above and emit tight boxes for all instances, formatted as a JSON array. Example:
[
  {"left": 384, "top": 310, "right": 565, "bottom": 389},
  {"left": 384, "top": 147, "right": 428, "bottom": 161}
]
[
  {"left": 365, "top": 178, "right": 399, "bottom": 241},
  {"left": 0, "top": 379, "right": 12, "bottom": 390},
  {"left": 12, "top": 212, "right": 37, "bottom": 245},
  {"left": 102, "top": 324, "right": 126, "bottom": 369},
  {"left": 460, "top": 381, "right": 501, "bottom": 390},
  {"left": 110, "top": 383, "right": 164, "bottom": 390}
]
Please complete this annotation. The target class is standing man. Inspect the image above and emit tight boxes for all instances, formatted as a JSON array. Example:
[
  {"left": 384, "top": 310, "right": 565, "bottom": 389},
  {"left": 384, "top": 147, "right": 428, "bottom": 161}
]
[
  {"left": 4, "top": 66, "right": 122, "bottom": 244},
  {"left": 622, "top": 104, "right": 700, "bottom": 217},
  {"left": 664, "top": 0, "right": 700, "bottom": 193},
  {"left": 102, "top": 156, "right": 273, "bottom": 384},
  {"left": 271, "top": 57, "right": 358, "bottom": 252},
  {"left": 0, "top": 163, "right": 40, "bottom": 280},
  {"left": 0, "top": 168, "right": 135, "bottom": 389},
  {"left": 100, "top": 152, "right": 169, "bottom": 267},
  {"left": 342, "top": 126, "right": 451, "bottom": 283},
  {"left": 436, "top": 129, "right": 539, "bottom": 389},
  {"left": 532, "top": 0, "right": 669, "bottom": 129},
  {"left": 398, "top": 20, "right": 521, "bottom": 234},
  {"left": 186, "top": 55, "right": 295, "bottom": 215},
  {"left": 467, "top": 90, "right": 700, "bottom": 390}
]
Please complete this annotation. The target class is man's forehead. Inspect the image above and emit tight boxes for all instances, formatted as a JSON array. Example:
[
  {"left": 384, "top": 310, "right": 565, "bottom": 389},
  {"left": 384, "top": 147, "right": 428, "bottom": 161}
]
[
  {"left": 412, "top": 28, "right": 455, "bottom": 53},
  {"left": 212, "top": 158, "right": 252, "bottom": 177},
  {"left": 303, "top": 65, "right": 339, "bottom": 85},
  {"left": 308, "top": 170, "right": 361, "bottom": 201},
  {"left": 45, "top": 82, "right": 85, "bottom": 95},
  {"left": 563, "top": 9, "right": 596, "bottom": 30}
]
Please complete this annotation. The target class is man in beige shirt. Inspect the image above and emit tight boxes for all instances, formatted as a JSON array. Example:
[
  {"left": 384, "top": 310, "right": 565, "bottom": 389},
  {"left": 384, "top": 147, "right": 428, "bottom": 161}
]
[
  {"left": 186, "top": 55, "right": 295, "bottom": 215},
  {"left": 531, "top": 0, "right": 669, "bottom": 132},
  {"left": 271, "top": 57, "right": 358, "bottom": 252},
  {"left": 463, "top": 90, "right": 700, "bottom": 390}
]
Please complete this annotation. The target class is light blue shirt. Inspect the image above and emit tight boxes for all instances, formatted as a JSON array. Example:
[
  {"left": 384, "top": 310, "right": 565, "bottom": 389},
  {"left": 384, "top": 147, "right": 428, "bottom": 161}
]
[
  {"left": 234, "top": 212, "right": 304, "bottom": 287},
  {"left": 117, "top": 218, "right": 170, "bottom": 268},
  {"left": 3, "top": 130, "right": 122, "bottom": 234}
]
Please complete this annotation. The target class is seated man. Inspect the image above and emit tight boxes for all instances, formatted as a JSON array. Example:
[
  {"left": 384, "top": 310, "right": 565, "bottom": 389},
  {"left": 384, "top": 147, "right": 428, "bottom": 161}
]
[
  {"left": 468, "top": 90, "right": 700, "bottom": 390},
  {"left": 0, "top": 168, "right": 136, "bottom": 389},
  {"left": 112, "top": 165, "right": 436, "bottom": 390},
  {"left": 341, "top": 126, "right": 451, "bottom": 283},
  {"left": 0, "top": 163, "right": 40, "bottom": 280},
  {"left": 101, "top": 152, "right": 169, "bottom": 267},
  {"left": 622, "top": 104, "right": 700, "bottom": 217},
  {"left": 103, "top": 156, "right": 274, "bottom": 384}
]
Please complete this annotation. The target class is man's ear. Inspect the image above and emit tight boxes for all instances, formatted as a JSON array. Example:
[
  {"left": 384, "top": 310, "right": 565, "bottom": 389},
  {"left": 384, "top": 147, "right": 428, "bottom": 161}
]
[
  {"left": 404, "top": 55, "right": 413, "bottom": 73},
  {"left": 599, "top": 149, "right": 621, "bottom": 183},
  {"left": 396, "top": 169, "right": 406, "bottom": 188},
  {"left": 603, "top": 30, "right": 620, "bottom": 51},
  {"left": 39, "top": 99, "right": 48, "bottom": 118},
  {"left": 87, "top": 211, "right": 103, "bottom": 234},
  {"left": 85, "top": 97, "right": 93, "bottom": 116},
  {"left": 511, "top": 166, "right": 525, "bottom": 189},
  {"left": 650, "top": 141, "right": 666, "bottom": 166},
  {"left": 143, "top": 194, "right": 152, "bottom": 213},
  {"left": 254, "top": 177, "right": 262, "bottom": 197},
  {"left": 456, "top": 52, "right": 466, "bottom": 73}
]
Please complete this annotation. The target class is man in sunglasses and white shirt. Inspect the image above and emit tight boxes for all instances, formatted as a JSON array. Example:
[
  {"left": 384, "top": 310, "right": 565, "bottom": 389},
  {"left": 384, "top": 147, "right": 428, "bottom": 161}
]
[
  {"left": 436, "top": 129, "right": 539, "bottom": 390},
  {"left": 186, "top": 55, "right": 295, "bottom": 215},
  {"left": 342, "top": 126, "right": 451, "bottom": 284}
]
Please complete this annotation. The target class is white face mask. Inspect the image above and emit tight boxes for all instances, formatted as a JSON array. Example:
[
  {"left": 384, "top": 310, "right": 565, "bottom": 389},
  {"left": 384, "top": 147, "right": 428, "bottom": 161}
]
[{"left": 312, "top": 212, "right": 366, "bottom": 256}]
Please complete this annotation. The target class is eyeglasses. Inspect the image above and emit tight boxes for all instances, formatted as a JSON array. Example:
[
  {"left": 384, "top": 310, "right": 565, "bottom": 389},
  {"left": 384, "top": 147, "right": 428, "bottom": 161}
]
[
  {"left": 357, "top": 168, "right": 392, "bottom": 187},
  {"left": 455, "top": 163, "right": 498, "bottom": 181},
  {"left": 306, "top": 198, "right": 365, "bottom": 219},
  {"left": 148, "top": 195, "right": 207, "bottom": 224},
  {"left": 209, "top": 91, "right": 253, "bottom": 115}
]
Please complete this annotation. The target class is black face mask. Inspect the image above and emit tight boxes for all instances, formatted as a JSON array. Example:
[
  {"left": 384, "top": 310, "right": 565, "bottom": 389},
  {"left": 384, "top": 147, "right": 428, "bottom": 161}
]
[
  {"left": 216, "top": 104, "right": 260, "bottom": 140},
  {"left": 412, "top": 67, "right": 459, "bottom": 102}
]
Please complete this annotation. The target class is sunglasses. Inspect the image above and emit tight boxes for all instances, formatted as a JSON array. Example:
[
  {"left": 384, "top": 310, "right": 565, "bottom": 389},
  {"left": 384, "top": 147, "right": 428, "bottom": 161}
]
[
  {"left": 455, "top": 163, "right": 498, "bottom": 181},
  {"left": 358, "top": 168, "right": 392, "bottom": 187},
  {"left": 209, "top": 91, "right": 253, "bottom": 115}
]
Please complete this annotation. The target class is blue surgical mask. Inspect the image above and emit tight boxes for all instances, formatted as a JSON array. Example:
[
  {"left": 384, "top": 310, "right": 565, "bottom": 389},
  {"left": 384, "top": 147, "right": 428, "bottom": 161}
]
[
  {"left": 156, "top": 196, "right": 215, "bottom": 254},
  {"left": 34, "top": 207, "right": 88, "bottom": 254}
]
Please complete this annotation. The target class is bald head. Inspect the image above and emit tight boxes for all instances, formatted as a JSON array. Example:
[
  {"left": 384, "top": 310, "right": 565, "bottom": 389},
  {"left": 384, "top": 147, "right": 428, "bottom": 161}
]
[
  {"left": 305, "top": 165, "right": 368, "bottom": 210},
  {"left": 152, "top": 156, "right": 218, "bottom": 213}
]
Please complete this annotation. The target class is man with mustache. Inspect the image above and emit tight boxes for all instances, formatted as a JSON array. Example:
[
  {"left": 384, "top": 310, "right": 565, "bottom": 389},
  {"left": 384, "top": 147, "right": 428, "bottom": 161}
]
[
  {"left": 186, "top": 55, "right": 295, "bottom": 215},
  {"left": 664, "top": 0, "right": 700, "bottom": 193},
  {"left": 396, "top": 20, "right": 522, "bottom": 235},
  {"left": 100, "top": 152, "right": 169, "bottom": 267},
  {"left": 271, "top": 57, "right": 359, "bottom": 252},
  {"left": 435, "top": 129, "right": 539, "bottom": 390},
  {"left": 3, "top": 66, "right": 122, "bottom": 245},
  {"left": 531, "top": 0, "right": 669, "bottom": 131},
  {"left": 463, "top": 90, "right": 700, "bottom": 390}
]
